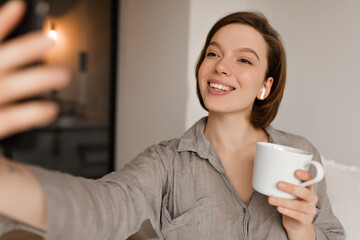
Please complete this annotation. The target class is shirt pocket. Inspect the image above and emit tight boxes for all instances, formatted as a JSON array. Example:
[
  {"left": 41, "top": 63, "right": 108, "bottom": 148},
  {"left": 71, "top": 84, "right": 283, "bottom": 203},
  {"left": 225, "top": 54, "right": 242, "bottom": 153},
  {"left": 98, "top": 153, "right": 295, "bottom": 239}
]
[{"left": 160, "top": 196, "right": 211, "bottom": 239}]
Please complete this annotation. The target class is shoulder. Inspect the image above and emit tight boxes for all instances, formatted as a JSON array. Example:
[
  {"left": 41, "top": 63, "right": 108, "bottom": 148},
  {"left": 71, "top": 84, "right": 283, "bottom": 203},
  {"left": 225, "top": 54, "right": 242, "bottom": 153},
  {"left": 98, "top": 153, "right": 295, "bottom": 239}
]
[
  {"left": 118, "top": 138, "right": 181, "bottom": 183},
  {"left": 152, "top": 138, "right": 181, "bottom": 160},
  {"left": 266, "top": 126, "right": 321, "bottom": 161},
  {"left": 132, "top": 138, "right": 181, "bottom": 167}
]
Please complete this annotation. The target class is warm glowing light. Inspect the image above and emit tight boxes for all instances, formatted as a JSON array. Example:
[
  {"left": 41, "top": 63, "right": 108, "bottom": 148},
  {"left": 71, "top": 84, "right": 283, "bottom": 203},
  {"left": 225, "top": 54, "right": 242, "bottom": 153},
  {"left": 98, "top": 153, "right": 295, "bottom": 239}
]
[{"left": 49, "top": 30, "right": 58, "bottom": 41}]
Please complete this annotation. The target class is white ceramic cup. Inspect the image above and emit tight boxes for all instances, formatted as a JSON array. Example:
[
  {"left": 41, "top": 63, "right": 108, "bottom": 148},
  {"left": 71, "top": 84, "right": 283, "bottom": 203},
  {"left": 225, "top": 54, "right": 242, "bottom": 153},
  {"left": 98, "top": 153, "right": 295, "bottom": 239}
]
[{"left": 252, "top": 142, "right": 324, "bottom": 199}]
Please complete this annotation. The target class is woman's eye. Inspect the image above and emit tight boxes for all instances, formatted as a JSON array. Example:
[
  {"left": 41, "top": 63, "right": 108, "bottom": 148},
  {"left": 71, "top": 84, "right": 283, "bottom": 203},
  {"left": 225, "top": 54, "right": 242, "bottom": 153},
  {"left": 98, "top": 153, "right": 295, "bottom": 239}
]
[
  {"left": 238, "top": 58, "right": 252, "bottom": 65},
  {"left": 206, "top": 52, "right": 218, "bottom": 57}
]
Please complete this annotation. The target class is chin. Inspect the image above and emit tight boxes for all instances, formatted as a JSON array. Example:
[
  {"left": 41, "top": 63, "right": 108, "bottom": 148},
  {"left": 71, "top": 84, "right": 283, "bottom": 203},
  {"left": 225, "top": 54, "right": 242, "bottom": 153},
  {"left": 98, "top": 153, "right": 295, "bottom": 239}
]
[
  {"left": 205, "top": 102, "right": 253, "bottom": 116},
  {"left": 205, "top": 103, "right": 234, "bottom": 114}
]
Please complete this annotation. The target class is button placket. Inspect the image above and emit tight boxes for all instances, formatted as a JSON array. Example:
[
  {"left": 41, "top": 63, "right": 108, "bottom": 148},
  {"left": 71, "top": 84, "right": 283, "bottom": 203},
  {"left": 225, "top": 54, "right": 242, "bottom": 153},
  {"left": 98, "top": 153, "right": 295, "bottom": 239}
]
[{"left": 242, "top": 207, "right": 250, "bottom": 239}]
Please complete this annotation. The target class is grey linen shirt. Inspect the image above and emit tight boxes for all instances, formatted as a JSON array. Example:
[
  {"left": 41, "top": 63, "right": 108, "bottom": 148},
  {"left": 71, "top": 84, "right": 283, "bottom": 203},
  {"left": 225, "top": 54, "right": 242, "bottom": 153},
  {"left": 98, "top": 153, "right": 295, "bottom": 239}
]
[{"left": 1, "top": 117, "right": 345, "bottom": 239}]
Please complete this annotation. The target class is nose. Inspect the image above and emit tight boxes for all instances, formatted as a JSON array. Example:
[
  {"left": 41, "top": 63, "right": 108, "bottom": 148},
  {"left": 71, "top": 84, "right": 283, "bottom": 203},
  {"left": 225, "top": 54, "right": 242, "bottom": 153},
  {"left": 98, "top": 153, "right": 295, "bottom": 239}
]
[{"left": 214, "top": 57, "right": 232, "bottom": 76}]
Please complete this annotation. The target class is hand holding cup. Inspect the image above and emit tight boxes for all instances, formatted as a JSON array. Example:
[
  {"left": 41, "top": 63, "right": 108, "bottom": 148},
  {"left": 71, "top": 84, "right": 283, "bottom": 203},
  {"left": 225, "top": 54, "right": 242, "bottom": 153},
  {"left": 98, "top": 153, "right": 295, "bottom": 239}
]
[{"left": 252, "top": 142, "right": 324, "bottom": 237}]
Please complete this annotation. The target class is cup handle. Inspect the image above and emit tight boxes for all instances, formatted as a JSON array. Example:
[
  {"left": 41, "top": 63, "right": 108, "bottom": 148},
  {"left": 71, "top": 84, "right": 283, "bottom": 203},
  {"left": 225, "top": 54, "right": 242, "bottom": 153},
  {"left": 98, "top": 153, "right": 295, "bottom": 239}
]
[{"left": 298, "top": 160, "right": 325, "bottom": 187}]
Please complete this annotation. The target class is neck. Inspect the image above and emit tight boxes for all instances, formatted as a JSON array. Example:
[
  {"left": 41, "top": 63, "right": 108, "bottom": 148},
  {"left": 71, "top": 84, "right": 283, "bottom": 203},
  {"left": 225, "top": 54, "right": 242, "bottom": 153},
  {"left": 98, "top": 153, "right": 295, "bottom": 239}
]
[{"left": 204, "top": 111, "right": 268, "bottom": 155}]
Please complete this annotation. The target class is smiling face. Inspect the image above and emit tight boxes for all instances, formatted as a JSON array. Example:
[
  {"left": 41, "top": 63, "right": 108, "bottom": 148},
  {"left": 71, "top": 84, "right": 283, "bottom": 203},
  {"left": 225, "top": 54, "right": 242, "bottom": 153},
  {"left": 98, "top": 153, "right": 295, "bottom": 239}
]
[{"left": 198, "top": 23, "right": 273, "bottom": 115}]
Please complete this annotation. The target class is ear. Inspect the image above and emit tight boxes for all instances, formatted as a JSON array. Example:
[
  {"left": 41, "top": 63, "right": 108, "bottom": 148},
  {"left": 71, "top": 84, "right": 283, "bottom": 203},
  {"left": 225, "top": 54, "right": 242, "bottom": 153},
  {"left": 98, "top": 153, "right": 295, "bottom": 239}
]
[{"left": 257, "top": 77, "right": 274, "bottom": 100}]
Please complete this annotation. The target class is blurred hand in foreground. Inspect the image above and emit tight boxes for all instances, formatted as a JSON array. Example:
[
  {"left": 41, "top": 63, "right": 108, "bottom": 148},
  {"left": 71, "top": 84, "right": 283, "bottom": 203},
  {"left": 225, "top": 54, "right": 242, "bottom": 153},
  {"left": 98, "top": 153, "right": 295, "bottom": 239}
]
[{"left": 0, "top": 0, "right": 70, "bottom": 139}]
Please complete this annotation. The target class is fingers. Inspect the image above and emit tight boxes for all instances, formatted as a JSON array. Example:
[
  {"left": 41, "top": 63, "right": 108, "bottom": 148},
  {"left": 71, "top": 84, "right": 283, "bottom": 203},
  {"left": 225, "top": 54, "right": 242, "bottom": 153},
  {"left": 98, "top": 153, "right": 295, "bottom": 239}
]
[
  {"left": 0, "top": 0, "right": 26, "bottom": 41},
  {"left": 277, "top": 206, "right": 315, "bottom": 225},
  {"left": 296, "top": 170, "right": 315, "bottom": 191},
  {"left": 295, "top": 169, "right": 313, "bottom": 181},
  {"left": 268, "top": 187, "right": 318, "bottom": 225},
  {"left": 269, "top": 196, "right": 317, "bottom": 216},
  {"left": 277, "top": 181, "right": 318, "bottom": 203},
  {"left": 0, "top": 2, "right": 68, "bottom": 139},
  {"left": 0, "top": 66, "right": 71, "bottom": 105},
  {"left": 0, "top": 65, "right": 70, "bottom": 137},
  {"left": 0, "top": 32, "right": 55, "bottom": 73},
  {"left": 0, "top": 101, "right": 59, "bottom": 138},
  {"left": 268, "top": 170, "right": 319, "bottom": 226}
]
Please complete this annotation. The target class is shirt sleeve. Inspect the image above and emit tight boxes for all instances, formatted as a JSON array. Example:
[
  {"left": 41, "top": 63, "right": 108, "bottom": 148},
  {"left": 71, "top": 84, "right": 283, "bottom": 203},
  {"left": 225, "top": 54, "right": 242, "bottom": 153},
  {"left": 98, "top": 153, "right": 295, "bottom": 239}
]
[
  {"left": 308, "top": 144, "right": 346, "bottom": 240},
  {"left": 28, "top": 143, "right": 171, "bottom": 240},
  {"left": 0, "top": 215, "right": 46, "bottom": 237},
  {"left": 0, "top": 215, "right": 17, "bottom": 235}
]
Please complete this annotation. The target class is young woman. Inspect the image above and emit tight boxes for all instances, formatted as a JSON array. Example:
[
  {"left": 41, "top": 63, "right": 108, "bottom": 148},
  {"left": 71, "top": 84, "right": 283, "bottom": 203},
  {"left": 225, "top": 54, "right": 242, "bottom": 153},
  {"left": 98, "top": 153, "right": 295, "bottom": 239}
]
[{"left": 0, "top": 1, "right": 345, "bottom": 239}]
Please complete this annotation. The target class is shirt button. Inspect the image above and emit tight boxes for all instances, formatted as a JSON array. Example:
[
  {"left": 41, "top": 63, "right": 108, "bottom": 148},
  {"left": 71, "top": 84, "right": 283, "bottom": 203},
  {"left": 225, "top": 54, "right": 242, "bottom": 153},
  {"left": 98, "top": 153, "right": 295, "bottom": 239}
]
[{"left": 243, "top": 208, "right": 246, "bottom": 214}]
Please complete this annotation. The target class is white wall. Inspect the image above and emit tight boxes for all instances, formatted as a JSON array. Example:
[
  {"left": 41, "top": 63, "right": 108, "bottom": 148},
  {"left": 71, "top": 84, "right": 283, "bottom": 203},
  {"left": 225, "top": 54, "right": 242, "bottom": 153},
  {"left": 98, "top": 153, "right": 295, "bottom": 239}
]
[
  {"left": 116, "top": 0, "right": 189, "bottom": 170},
  {"left": 117, "top": 0, "right": 360, "bottom": 169},
  {"left": 246, "top": 0, "right": 360, "bottom": 165}
]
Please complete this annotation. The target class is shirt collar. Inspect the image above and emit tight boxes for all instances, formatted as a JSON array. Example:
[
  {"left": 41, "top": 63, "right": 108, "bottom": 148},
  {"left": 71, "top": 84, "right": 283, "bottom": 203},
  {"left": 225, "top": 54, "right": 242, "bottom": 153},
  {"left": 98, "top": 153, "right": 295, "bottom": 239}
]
[
  {"left": 177, "top": 117, "right": 211, "bottom": 159},
  {"left": 178, "top": 116, "right": 282, "bottom": 159},
  {"left": 177, "top": 117, "right": 285, "bottom": 175}
]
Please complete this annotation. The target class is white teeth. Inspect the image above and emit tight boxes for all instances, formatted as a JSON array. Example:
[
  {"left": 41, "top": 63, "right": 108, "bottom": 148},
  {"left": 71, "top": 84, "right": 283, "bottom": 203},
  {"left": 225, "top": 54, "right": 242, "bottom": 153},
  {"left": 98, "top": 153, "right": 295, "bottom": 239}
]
[{"left": 209, "top": 82, "right": 234, "bottom": 91}]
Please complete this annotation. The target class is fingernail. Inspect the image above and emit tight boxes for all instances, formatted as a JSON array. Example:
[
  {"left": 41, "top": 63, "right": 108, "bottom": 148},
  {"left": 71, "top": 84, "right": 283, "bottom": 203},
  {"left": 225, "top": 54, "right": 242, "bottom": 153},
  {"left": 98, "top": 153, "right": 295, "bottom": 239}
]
[
  {"left": 44, "top": 102, "right": 59, "bottom": 120},
  {"left": 278, "top": 207, "right": 285, "bottom": 212},
  {"left": 41, "top": 34, "right": 55, "bottom": 47},
  {"left": 5, "top": 0, "right": 24, "bottom": 10},
  {"left": 269, "top": 197, "right": 277, "bottom": 204},
  {"left": 278, "top": 182, "right": 287, "bottom": 189}
]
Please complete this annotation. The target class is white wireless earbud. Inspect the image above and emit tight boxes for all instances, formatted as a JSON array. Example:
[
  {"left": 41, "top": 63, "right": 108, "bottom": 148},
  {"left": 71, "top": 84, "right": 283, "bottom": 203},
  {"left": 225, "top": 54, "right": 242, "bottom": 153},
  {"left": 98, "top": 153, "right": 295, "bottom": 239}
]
[{"left": 259, "top": 88, "right": 266, "bottom": 100}]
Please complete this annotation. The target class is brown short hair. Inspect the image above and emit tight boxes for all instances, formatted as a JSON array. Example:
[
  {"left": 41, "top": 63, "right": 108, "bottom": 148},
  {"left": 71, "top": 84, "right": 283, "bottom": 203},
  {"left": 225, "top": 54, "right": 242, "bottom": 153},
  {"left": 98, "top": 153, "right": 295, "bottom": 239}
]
[{"left": 195, "top": 11, "right": 286, "bottom": 129}]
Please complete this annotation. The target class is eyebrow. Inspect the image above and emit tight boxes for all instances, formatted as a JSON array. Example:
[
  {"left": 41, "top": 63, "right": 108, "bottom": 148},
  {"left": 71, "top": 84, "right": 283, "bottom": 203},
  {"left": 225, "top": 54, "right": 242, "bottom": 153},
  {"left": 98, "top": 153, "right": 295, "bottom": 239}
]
[{"left": 209, "top": 41, "right": 260, "bottom": 61}]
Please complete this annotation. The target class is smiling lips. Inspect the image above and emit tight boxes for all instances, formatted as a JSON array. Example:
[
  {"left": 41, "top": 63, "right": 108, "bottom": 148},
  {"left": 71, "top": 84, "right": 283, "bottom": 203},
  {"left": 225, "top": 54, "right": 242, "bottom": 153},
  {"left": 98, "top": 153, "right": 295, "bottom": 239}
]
[{"left": 207, "top": 80, "right": 235, "bottom": 95}]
